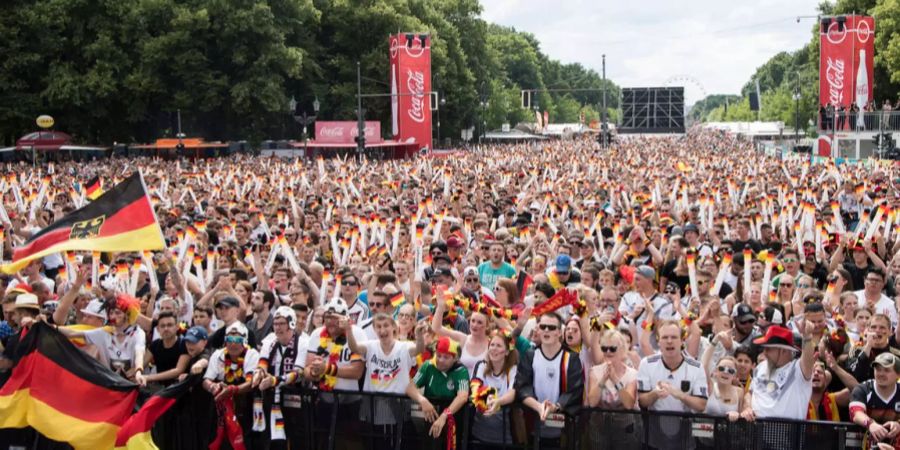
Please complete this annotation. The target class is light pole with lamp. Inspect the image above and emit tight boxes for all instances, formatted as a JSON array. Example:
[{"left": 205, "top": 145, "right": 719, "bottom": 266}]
[
  {"left": 292, "top": 96, "right": 319, "bottom": 159},
  {"left": 436, "top": 96, "right": 446, "bottom": 149},
  {"left": 479, "top": 97, "right": 489, "bottom": 143},
  {"left": 793, "top": 71, "right": 801, "bottom": 143}
]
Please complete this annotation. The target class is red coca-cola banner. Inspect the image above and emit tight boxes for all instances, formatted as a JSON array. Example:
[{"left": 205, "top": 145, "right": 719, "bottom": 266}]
[
  {"left": 390, "top": 33, "right": 432, "bottom": 151},
  {"left": 819, "top": 15, "right": 875, "bottom": 109},
  {"left": 315, "top": 121, "right": 382, "bottom": 144}
]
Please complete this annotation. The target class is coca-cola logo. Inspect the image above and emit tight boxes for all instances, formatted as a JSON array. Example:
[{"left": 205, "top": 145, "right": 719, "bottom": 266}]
[
  {"left": 407, "top": 69, "right": 426, "bottom": 124},
  {"left": 320, "top": 127, "right": 345, "bottom": 137},
  {"left": 825, "top": 57, "right": 845, "bottom": 106}
]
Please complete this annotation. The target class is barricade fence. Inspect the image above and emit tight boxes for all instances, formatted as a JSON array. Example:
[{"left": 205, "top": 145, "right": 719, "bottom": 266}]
[{"left": 13, "top": 388, "right": 867, "bottom": 450}]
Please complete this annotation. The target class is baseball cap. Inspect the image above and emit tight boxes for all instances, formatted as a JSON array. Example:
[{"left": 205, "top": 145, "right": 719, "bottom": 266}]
[
  {"left": 555, "top": 255, "right": 573, "bottom": 274},
  {"left": 216, "top": 297, "right": 240, "bottom": 309},
  {"left": 80, "top": 299, "right": 108, "bottom": 321},
  {"left": 446, "top": 236, "right": 465, "bottom": 249},
  {"left": 670, "top": 225, "right": 684, "bottom": 237},
  {"left": 635, "top": 265, "right": 656, "bottom": 280},
  {"left": 683, "top": 223, "right": 699, "bottom": 234},
  {"left": 183, "top": 326, "right": 209, "bottom": 343},
  {"left": 872, "top": 352, "right": 900, "bottom": 371},
  {"left": 762, "top": 304, "right": 783, "bottom": 326},
  {"left": 732, "top": 303, "right": 756, "bottom": 323},
  {"left": 433, "top": 268, "right": 455, "bottom": 280}
]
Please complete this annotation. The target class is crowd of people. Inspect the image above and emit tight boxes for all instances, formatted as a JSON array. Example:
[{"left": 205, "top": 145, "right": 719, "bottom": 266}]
[{"left": 3, "top": 128, "right": 900, "bottom": 449}]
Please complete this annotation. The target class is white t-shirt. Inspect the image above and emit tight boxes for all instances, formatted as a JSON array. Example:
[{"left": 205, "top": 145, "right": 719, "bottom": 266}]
[
  {"left": 347, "top": 299, "right": 370, "bottom": 325},
  {"left": 359, "top": 317, "right": 377, "bottom": 341},
  {"left": 259, "top": 332, "right": 308, "bottom": 376},
  {"left": 307, "top": 325, "right": 367, "bottom": 392},
  {"left": 360, "top": 339, "right": 415, "bottom": 394},
  {"left": 855, "top": 290, "right": 898, "bottom": 327},
  {"left": 84, "top": 326, "right": 146, "bottom": 373},
  {"left": 473, "top": 360, "right": 517, "bottom": 398},
  {"left": 637, "top": 354, "right": 708, "bottom": 412},
  {"left": 204, "top": 347, "right": 261, "bottom": 382},
  {"left": 637, "top": 354, "right": 708, "bottom": 450},
  {"left": 750, "top": 358, "right": 812, "bottom": 420}
]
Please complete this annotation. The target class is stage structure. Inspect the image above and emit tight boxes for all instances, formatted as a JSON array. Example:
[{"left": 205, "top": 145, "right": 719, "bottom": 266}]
[{"left": 619, "top": 87, "right": 685, "bottom": 134}]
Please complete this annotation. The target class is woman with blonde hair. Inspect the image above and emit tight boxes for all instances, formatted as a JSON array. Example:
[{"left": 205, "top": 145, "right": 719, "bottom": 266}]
[{"left": 587, "top": 329, "right": 640, "bottom": 449}]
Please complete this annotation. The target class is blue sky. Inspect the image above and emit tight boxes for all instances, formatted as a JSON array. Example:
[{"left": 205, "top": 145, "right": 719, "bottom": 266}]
[{"left": 481, "top": 0, "right": 822, "bottom": 106}]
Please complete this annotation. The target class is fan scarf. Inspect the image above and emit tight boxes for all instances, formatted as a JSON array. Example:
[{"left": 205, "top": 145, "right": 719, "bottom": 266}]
[
  {"left": 468, "top": 378, "right": 497, "bottom": 414},
  {"left": 223, "top": 347, "right": 248, "bottom": 385},
  {"left": 315, "top": 328, "right": 345, "bottom": 391}
]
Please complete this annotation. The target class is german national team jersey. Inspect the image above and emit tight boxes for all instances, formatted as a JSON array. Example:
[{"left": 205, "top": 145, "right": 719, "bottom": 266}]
[{"left": 850, "top": 380, "right": 900, "bottom": 423}]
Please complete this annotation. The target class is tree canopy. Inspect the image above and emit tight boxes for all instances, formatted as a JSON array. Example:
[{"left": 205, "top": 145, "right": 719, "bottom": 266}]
[{"left": 0, "top": 0, "right": 618, "bottom": 145}]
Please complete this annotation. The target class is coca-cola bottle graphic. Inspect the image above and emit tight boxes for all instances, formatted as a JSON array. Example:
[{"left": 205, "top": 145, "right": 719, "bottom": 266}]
[
  {"left": 391, "top": 64, "right": 399, "bottom": 137},
  {"left": 855, "top": 49, "right": 868, "bottom": 130}
]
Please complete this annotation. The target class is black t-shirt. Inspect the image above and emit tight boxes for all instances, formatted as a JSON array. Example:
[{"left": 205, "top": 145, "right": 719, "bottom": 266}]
[
  {"left": 731, "top": 239, "right": 762, "bottom": 254},
  {"left": 851, "top": 380, "right": 900, "bottom": 423},
  {"left": 847, "top": 336, "right": 900, "bottom": 383},
  {"left": 149, "top": 337, "right": 187, "bottom": 374},
  {"left": 660, "top": 259, "right": 690, "bottom": 293},
  {"left": 843, "top": 261, "right": 874, "bottom": 292},
  {"left": 209, "top": 324, "right": 258, "bottom": 350}
]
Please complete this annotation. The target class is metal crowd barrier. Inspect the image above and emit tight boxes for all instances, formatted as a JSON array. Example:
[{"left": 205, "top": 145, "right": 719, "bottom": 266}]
[{"left": 17, "top": 388, "right": 868, "bottom": 450}]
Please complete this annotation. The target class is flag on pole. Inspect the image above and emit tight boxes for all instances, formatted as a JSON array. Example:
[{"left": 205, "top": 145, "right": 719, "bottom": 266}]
[
  {"left": 1, "top": 172, "right": 165, "bottom": 274},
  {"left": 85, "top": 176, "right": 103, "bottom": 200},
  {"left": 0, "top": 322, "right": 138, "bottom": 450}
]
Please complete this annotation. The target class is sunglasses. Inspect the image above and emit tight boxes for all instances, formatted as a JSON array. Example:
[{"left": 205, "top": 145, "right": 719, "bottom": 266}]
[
  {"left": 600, "top": 346, "right": 618, "bottom": 353},
  {"left": 538, "top": 324, "right": 559, "bottom": 331},
  {"left": 397, "top": 312, "right": 415, "bottom": 319},
  {"left": 782, "top": 258, "right": 798, "bottom": 264},
  {"left": 465, "top": 278, "right": 480, "bottom": 283},
  {"left": 739, "top": 318, "right": 756, "bottom": 325},
  {"left": 664, "top": 286, "right": 677, "bottom": 294},
  {"left": 780, "top": 283, "right": 793, "bottom": 288},
  {"left": 717, "top": 366, "right": 737, "bottom": 375},
  {"left": 369, "top": 302, "right": 385, "bottom": 308},
  {"left": 225, "top": 335, "right": 245, "bottom": 344}
]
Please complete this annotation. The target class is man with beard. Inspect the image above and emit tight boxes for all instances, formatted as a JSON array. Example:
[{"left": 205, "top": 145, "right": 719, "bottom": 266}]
[
  {"left": 252, "top": 306, "right": 308, "bottom": 450},
  {"left": 477, "top": 241, "right": 516, "bottom": 291},
  {"left": 741, "top": 322, "right": 815, "bottom": 421},
  {"left": 807, "top": 360, "right": 852, "bottom": 422}
]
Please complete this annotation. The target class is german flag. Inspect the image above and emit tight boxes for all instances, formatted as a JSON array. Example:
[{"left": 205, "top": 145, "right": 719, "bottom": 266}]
[
  {"left": 85, "top": 175, "right": 103, "bottom": 200},
  {"left": 2, "top": 172, "right": 165, "bottom": 274},
  {"left": 0, "top": 322, "right": 138, "bottom": 450},
  {"left": 114, "top": 374, "right": 202, "bottom": 450},
  {"left": 389, "top": 291, "right": 405, "bottom": 308},
  {"left": 516, "top": 269, "right": 533, "bottom": 304}
]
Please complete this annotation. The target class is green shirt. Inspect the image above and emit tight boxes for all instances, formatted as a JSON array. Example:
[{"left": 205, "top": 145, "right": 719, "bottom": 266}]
[
  {"left": 477, "top": 262, "right": 517, "bottom": 290},
  {"left": 413, "top": 360, "right": 469, "bottom": 400}
]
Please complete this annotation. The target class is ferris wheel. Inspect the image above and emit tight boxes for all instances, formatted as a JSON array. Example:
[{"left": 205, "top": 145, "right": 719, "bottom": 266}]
[{"left": 664, "top": 75, "right": 709, "bottom": 106}]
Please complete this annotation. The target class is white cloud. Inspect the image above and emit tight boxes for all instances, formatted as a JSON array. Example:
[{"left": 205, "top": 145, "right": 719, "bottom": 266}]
[{"left": 481, "top": 0, "right": 820, "bottom": 105}]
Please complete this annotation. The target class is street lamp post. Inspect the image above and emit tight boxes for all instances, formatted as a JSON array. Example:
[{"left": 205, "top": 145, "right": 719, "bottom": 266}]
[
  {"left": 479, "top": 98, "right": 489, "bottom": 144},
  {"left": 436, "top": 97, "right": 446, "bottom": 149},
  {"left": 793, "top": 71, "right": 801, "bottom": 143},
  {"left": 292, "top": 96, "right": 319, "bottom": 160}
]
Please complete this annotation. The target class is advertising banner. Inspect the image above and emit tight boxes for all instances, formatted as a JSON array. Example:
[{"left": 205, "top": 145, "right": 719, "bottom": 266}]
[
  {"left": 390, "top": 33, "right": 433, "bottom": 151},
  {"left": 315, "top": 121, "right": 382, "bottom": 144},
  {"left": 819, "top": 15, "right": 875, "bottom": 110}
]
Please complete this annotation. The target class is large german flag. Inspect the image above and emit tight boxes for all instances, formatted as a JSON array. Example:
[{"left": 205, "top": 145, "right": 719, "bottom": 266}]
[
  {"left": 114, "top": 374, "right": 202, "bottom": 450},
  {"left": 0, "top": 322, "right": 138, "bottom": 450},
  {"left": 1, "top": 171, "right": 165, "bottom": 274}
]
